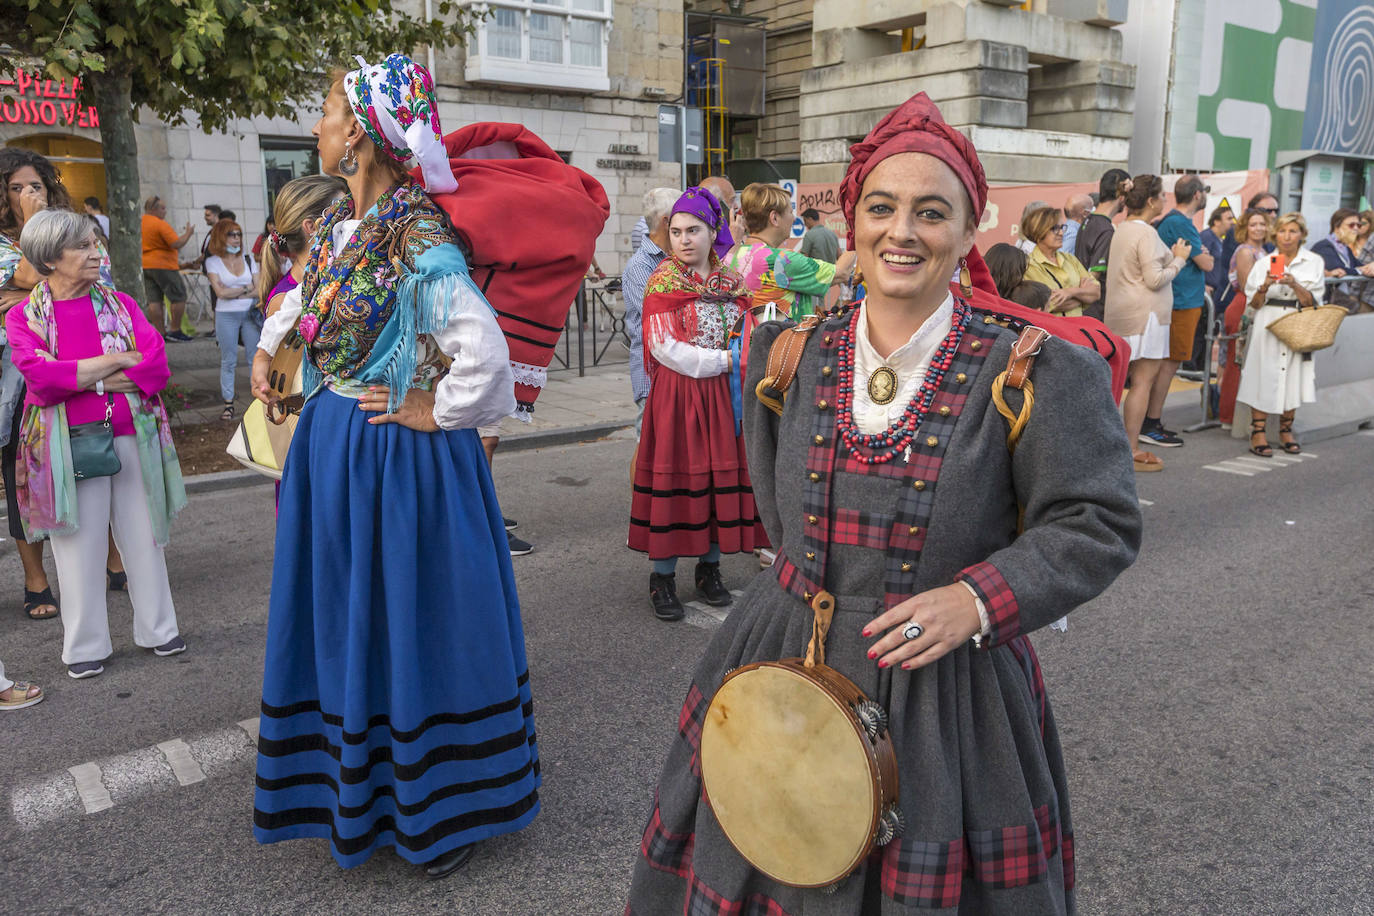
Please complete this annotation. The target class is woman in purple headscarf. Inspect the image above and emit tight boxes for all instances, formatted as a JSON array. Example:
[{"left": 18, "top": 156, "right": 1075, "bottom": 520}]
[{"left": 629, "top": 187, "right": 767, "bottom": 622}]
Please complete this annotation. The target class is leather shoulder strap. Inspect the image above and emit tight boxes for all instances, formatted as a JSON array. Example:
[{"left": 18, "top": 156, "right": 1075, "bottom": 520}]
[
  {"left": 754, "top": 314, "right": 821, "bottom": 417},
  {"left": 991, "top": 325, "right": 1049, "bottom": 452}
]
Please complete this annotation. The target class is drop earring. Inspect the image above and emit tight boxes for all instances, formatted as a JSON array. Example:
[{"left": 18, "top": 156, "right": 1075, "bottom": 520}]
[
  {"left": 958, "top": 256, "right": 973, "bottom": 297},
  {"left": 338, "top": 141, "right": 359, "bottom": 177}
]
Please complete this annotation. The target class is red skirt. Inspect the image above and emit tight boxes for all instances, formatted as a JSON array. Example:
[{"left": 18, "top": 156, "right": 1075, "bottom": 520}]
[
  {"left": 1219, "top": 291, "right": 1247, "bottom": 425},
  {"left": 629, "top": 370, "right": 767, "bottom": 560}
]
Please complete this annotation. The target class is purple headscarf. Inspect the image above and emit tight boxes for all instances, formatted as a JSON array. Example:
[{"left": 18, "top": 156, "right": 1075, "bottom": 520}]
[{"left": 671, "top": 186, "right": 735, "bottom": 260}]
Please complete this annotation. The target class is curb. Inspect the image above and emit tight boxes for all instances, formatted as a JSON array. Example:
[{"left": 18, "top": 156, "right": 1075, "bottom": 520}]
[
  {"left": 499, "top": 421, "right": 633, "bottom": 452},
  {"left": 179, "top": 422, "right": 634, "bottom": 495}
]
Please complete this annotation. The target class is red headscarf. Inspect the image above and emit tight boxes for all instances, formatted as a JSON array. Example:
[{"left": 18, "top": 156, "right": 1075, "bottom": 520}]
[{"left": 838, "top": 92, "right": 1129, "bottom": 399}]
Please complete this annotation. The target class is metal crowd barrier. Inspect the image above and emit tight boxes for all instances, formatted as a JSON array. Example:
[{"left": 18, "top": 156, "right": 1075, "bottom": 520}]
[
  {"left": 1182, "top": 274, "right": 1372, "bottom": 432},
  {"left": 554, "top": 277, "right": 631, "bottom": 377}
]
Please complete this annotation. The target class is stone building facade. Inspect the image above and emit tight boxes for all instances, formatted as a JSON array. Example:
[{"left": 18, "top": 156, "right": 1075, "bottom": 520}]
[
  {"left": 686, "top": 0, "right": 1134, "bottom": 187},
  {"left": 0, "top": 0, "right": 686, "bottom": 276}
]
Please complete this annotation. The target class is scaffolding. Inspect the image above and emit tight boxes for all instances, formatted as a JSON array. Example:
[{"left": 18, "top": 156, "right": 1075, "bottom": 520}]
[{"left": 691, "top": 57, "right": 728, "bottom": 179}]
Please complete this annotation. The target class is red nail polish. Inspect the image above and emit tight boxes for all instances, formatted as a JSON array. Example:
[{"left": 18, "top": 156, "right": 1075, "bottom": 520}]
[
  {"left": 878, "top": 660, "right": 888, "bottom": 668},
  {"left": 867, "top": 650, "right": 876, "bottom": 660},
  {"left": 901, "top": 663, "right": 911, "bottom": 670},
  {"left": 861, "top": 629, "right": 871, "bottom": 637}
]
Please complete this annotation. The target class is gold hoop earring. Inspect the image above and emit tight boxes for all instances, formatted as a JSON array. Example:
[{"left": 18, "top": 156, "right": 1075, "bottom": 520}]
[{"left": 338, "top": 142, "right": 359, "bottom": 177}]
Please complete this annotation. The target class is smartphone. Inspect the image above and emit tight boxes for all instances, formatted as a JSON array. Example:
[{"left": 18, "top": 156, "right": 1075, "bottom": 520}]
[{"left": 1268, "top": 254, "right": 1286, "bottom": 278}]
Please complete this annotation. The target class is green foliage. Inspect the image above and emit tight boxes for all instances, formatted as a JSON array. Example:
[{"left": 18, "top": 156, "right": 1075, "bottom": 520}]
[{"left": 0, "top": 0, "right": 475, "bottom": 130}]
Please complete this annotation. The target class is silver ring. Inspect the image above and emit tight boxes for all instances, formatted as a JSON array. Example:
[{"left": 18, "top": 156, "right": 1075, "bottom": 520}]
[{"left": 902, "top": 622, "right": 925, "bottom": 641}]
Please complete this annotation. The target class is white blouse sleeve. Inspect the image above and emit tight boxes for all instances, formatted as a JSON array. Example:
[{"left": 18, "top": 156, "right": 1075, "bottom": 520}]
[
  {"left": 431, "top": 282, "right": 517, "bottom": 431},
  {"left": 257, "top": 283, "right": 303, "bottom": 356},
  {"left": 650, "top": 338, "right": 731, "bottom": 378}
]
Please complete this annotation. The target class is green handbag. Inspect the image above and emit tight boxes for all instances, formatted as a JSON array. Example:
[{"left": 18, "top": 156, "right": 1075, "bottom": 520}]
[{"left": 69, "top": 395, "right": 121, "bottom": 480}]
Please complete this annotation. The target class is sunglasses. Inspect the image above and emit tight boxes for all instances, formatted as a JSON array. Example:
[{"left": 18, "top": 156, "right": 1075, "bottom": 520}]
[
  {"left": 226, "top": 231, "right": 243, "bottom": 237},
  {"left": 1049, "top": 224, "right": 1068, "bottom": 233},
  {"left": 1259, "top": 207, "right": 1279, "bottom": 215}
]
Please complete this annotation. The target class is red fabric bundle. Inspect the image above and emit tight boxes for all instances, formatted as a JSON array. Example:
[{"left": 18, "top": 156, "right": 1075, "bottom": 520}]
[
  {"left": 417, "top": 122, "right": 610, "bottom": 414},
  {"left": 958, "top": 246, "right": 1131, "bottom": 401}
]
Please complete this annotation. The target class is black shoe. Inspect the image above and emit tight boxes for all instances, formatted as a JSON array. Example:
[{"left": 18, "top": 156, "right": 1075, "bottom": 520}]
[
  {"left": 424, "top": 842, "right": 477, "bottom": 880},
  {"left": 507, "top": 532, "right": 533, "bottom": 556},
  {"left": 165, "top": 330, "right": 193, "bottom": 342},
  {"left": 650, "top": 572, "right": 684, "bottom": 621},
  {"left": 503, "top": 516, "right": 517, "bottom": 531},
  {"left": 694, "top": 561, "right": 733, "bottom": 607},
  {"left": 106, "top": 568, "right": 127, "bottom": 591}
]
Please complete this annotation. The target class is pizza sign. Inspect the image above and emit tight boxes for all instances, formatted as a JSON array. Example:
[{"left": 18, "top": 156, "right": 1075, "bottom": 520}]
[{"left": 0, "top": 72, "right": 100, "bottom": 128}]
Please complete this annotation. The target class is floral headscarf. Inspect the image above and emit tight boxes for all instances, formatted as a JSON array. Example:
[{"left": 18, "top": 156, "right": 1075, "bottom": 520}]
[{"left": 345, "top": 53, "right": 457, "bottom": 194}]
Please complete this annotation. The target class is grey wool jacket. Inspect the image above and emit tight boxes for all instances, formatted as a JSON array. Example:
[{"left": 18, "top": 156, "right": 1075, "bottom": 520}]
[{"left": 744, "top": 309, "right": 1143, "bottom": 643}]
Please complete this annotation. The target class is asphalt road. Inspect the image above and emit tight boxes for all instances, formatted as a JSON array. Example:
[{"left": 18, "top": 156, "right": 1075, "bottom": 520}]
[{"left": 1, "top": 425, "right": 1372, "bottom": 915}]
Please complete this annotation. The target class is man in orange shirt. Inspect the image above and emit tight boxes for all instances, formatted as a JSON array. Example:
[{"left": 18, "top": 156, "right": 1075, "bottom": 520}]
[{"left": 141, "top": 195, "right": 195, "bottom": 339}]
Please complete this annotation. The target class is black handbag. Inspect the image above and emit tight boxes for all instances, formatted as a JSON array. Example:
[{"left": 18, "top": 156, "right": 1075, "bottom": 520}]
[{"left": 69, "top": 395, "right": 121, "bottom": 480}]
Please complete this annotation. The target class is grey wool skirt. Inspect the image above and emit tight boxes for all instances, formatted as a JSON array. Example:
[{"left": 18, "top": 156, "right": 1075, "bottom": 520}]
[{"left": 625, "top": 573, "right": 1075, "bottom": 916}]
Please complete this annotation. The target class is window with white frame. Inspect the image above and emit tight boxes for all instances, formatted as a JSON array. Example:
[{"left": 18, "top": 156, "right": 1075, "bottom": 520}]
[{"left": 464, "top": 0, "right": 612, "bottom": 92}]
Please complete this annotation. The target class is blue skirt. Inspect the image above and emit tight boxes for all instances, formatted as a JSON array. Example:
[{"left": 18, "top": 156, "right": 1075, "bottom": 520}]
[{"left": 254, "top": 391, "right": 540, "bottom": 868}]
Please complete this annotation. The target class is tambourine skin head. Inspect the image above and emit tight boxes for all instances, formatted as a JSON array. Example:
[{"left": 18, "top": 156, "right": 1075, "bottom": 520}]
[{"left": 700, "top": 661, "right": 884, "bottom": 888}]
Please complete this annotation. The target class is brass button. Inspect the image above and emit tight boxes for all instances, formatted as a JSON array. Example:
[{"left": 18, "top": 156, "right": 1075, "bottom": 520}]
[
  {"left": 808, "top": 514, "right": 818, "bottom": 524},
  {"left": 938, "top": 406, "right": 951, "bottom": 417},
  {"left": 806, "top": 551, "right": 816, "bottom": 560},
  {"left": 901, "top": 562, "right": 912, "bottom": 572},
  {"left": 908, "top": 525, "right": 920, "bottom": 535},
  {"left": 817, "top": 399, "right": 829, "bottom": 410},
  {"left": 824, "top": 336, "right": 832, "bottom": 344},
  {"left": 984, "top": 315, "right": 996, "bottom": 324},
  {"left": 809, "top": 472, "right": 820, "bottom": 482},
  {"left": 970, "top": 340, "right": 982, "bottom": 351},
  {"left": 821, "top": 366, "right": 833, "bottom": 377},
  {"left": 813, "top": 434, "right": 824, "bottom": 445},
  {"left": 956, "top": 373, "right": 967, "bottom": 384},
  {"left": 804, "top": 590, "right": 814, "bottom": 601},
  {"left": 926, "top": 436, "right": 938, "bottom": 447},
  {"left": 912, "top": 480, "right": 926, "bottom": 491}
]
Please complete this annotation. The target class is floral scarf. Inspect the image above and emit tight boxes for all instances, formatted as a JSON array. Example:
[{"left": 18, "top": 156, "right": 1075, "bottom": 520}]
[
  {"left": 297, "top": 180, "right": 479, "bottom": 412},
  {"left": 16, "top": 280, "right": 185, "bottom": 545}
]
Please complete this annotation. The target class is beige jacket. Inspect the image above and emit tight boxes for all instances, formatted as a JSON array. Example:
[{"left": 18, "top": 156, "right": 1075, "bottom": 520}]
[{"left": 1104, "top": 219, "right": 1185, "bottom": 337}]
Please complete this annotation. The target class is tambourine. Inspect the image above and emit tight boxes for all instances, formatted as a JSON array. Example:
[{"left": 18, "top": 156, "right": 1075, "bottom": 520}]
[{"left": 700, "top": 588, "right": 903, "bottom": 889}]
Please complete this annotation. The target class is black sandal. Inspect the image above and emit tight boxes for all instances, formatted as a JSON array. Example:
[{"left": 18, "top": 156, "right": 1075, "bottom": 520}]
[
  {"left": 221, "top": 403, "right": 236, "bottom": 421},
  {"left": 1278, "top": 417, "right": 1301, "bottom": 454},
  {"left": 107, "top": 568, "right": 127, "bottom": 591},
  {"left": 23, "top": 586, "right": 58, "bottom": 620},
  {"left": 1248, "top": 419, "right": 1272, "bottom": 457}
]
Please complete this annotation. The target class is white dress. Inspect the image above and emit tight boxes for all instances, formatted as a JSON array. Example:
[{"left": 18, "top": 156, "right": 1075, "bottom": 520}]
[{"left": 1235, "top": 247, "right": 1325, "bottom": 415}]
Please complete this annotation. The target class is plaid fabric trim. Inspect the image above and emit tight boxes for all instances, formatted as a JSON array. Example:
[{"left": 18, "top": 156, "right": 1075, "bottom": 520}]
[
  {"left": 1062, "top": 833, "right": 1076, "bottom": 890},
  {"left": 791, "top": 317, "right": 846, "bottom": 599},
  {"left": 686, "top": 875, "right": 794, "bottom": 916},
  {"left": 678, "top": 683, "right": 708, "bottom": 777},
  {"left": 830, "top": 508, "right": 891, "bottom": 550},
  {"left": 1006, "top": 635, "right": 1047, "bottom": 738},
  {"left": 881, "top": 835, "right": 966, "bottom": 908},
  {"left": 639, "top": 793, "right": 695, "bottom": 878},
  {"left": 957, "top": 561, "right": 1019, "bottom": 648},
  {"left": 881, "top": 803, "right": 1071, "bottom": 906},
  {"left": 966, "top": 803, "right": 1066, "bottom": 890}
]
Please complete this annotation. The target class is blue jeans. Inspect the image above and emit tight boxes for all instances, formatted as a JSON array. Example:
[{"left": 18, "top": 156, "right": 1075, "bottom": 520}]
[{"left": 216, "top": 308, "right": 263, "bottom": 403}]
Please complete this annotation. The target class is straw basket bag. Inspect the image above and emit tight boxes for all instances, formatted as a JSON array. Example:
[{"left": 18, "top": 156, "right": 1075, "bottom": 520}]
[{"left": 1266, "top": 304, "right": 1346, "bottom": 353}]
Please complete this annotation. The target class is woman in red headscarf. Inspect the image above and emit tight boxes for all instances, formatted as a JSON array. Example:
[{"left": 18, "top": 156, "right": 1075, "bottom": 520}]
[
  {"left": 630, "top": 187, "right": 766, "bottom": 622},
  {"left": 625, "top": 95, "right": 1142, "bottom": 914}
]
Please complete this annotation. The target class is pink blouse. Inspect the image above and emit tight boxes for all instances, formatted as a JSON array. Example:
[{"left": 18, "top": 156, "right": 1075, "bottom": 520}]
[{"left": 5, "top": 291, "right": 170, "bottom": 437}]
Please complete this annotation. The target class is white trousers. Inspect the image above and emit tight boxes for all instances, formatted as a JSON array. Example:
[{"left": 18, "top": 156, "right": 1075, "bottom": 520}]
[
  {"left": 0, "top": 658, "right": 11, "bottom": 693},
  {"left": 49, "top": 435, "right": 179, "bottom": 665}
]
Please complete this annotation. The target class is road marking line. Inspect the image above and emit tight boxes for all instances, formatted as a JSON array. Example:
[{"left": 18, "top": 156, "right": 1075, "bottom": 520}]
[
  {"left": 684, "top": 599, "right": 729, "bottom": 622},
  {"left": 68, "top": 762, "right": 113, "bottom": 815},
  {"left": 1270, "top": 455, "right": 1303, "bottom": 465},
  {"left": 729, "top": 589, "right": 744, "bottom": 597},
  {"left": 1204, "top": 463, "right": 1254, "bottom": 476},
  {"left": 237, "top": 718, "right": 260, "bottom": 743},
  {"left": 157, "top": 739, "right": 207, "bottom": 787},
  {"left": 1137, "top": 498, "right": 1154, "bottom": 507},
  {"left": 1229, "top": 456, "right": 1277, "bottom": 470}
]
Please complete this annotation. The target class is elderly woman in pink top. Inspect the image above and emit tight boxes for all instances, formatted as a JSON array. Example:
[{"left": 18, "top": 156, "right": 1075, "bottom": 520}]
[{"left": 7, "top": 209, "right": 186, "bottom": 680}]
